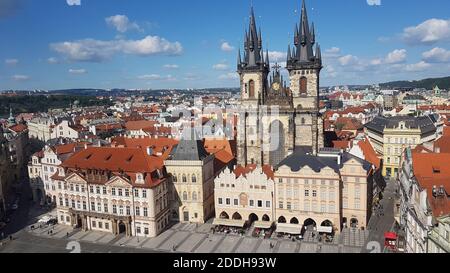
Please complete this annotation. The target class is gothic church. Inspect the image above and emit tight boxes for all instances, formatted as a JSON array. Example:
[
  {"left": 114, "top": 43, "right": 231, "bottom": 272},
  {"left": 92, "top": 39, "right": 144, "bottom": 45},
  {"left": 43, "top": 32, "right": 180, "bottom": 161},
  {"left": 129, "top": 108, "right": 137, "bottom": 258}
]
[{"left": 237, "top": 0, "right": 324, "bottom": 167}]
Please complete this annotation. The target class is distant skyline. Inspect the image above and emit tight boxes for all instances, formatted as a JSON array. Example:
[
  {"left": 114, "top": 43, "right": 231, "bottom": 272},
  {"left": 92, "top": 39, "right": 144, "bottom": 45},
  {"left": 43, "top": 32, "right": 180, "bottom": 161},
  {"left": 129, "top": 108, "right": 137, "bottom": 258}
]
[{"left": 1, "top": 0, "right": 450, "bottom": 90}]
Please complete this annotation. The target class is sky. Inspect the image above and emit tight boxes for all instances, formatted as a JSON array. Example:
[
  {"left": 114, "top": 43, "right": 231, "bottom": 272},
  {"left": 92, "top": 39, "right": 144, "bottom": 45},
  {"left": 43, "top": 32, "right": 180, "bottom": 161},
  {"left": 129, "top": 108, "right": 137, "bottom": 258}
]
[{"left": 1, "top": 0, "right": 450, "bottom": 90}]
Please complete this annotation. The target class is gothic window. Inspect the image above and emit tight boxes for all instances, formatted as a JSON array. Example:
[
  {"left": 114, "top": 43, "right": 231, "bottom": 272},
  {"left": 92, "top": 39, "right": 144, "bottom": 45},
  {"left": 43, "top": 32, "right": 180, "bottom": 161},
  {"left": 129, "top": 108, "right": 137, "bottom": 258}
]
[
  {"left": 183, "top": 192, "right": 188, "bottom": 201},
  {"left": 192, "top": 175, "right": 197, "bottom": 183},
  {"left": 300, "top": 77, "right": 307, "bottom": 95},
  {"left": 192, "top": 192, "right": 197, "bottom": 201},
  {"left": 182, "top": 174, "right": 187, "bottom": 183},
  {"left": 249, "top": 80, "right": 255, "bottom": 98}
]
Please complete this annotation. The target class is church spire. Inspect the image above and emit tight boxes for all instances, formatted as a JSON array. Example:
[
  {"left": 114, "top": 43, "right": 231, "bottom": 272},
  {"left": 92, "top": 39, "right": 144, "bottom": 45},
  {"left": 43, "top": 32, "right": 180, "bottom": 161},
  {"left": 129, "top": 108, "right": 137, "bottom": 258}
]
[
  {"left": 287, "top": 0, "right": 321, "bottom": 70},
  {"left": 238, "top": 6, "right": 269, "bottom": 74}
]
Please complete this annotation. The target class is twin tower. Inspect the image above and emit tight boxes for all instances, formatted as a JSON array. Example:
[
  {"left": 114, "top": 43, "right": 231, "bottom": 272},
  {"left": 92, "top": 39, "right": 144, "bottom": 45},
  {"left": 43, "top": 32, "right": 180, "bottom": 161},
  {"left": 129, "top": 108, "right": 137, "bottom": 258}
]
[{"left": 236, "top": 0, "right": 324, "bottom": 167}]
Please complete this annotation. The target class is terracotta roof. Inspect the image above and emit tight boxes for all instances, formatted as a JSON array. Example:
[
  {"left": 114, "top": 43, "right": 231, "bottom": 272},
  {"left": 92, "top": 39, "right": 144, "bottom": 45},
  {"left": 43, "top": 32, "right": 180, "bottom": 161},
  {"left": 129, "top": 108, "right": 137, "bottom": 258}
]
[
  {"left": 33, "top": 150, "right": 44, "bottom": 158},
  {"left": 333, "top": 140, "right": 351, "bottom": 150},
  {"left": 62, "top": 147, "right": 164, "bottom": 174},
  {"left": 95, "top": 123, "right": 123, "bottom": 131},
  {"left": 443, "top": 126, "right": 450, "bottom": 137},
  {"left": 9, "top": 123, "right": 28, "bottom": 133},
  {"left": 335, "top": 117, "right": 363, "bottom": 131},
  {"left": 54, "top": 142, "right": 92, "bottom": 155},
  {"left": 412, "top": 145, "right": 433, "bottom": 154},
  {"left": 234, "top": 164, "right": 274, "bottom": 180},
  {"left": 412, "top": 152, "right": 450, "bottom": 217},
  {"left": 143, "top": 126, "right": 173, "bottom": 135},
  {"left": 434, "top": 136, "right": 450, "bottom": 153},
  {"left": 125, "top": 120, "right": 157, "bottom": 131},
  {"left": 358, "top": 138, "right": 381, "bottom": 169},
  {"left": 111, "top": 137, "right": 178, "bottom": 160}
]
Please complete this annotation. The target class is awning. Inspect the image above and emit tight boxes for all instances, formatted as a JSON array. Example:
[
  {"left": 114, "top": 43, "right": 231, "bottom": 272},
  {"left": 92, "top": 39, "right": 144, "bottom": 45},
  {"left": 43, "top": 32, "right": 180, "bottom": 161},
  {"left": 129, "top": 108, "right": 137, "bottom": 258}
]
[
  {"left": 317, "top": 226, "right": 333, "bottom": 233},
  {"left": 213, "top": 218, "right": 246, "bottom": 228},
  {"left": 276, "top": 223, "right": 303, "bottom": 234},
  {"left": 254, "top": 221, "right": 273, "bottom": 229}
]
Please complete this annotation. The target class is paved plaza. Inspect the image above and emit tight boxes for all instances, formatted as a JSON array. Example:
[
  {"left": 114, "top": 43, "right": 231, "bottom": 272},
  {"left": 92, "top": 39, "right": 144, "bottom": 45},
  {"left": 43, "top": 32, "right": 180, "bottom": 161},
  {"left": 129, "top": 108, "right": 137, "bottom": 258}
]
[{"left": 2, "top": 218, "right": 370, "bottom": 253}]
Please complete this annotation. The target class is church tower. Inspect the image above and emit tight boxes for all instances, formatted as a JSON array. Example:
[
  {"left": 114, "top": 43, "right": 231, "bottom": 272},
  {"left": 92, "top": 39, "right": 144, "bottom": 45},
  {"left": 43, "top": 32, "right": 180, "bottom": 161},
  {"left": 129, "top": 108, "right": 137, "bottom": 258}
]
[
  {"left": 237, "top": 7, "right": 270, "bottom": 107},
  {"left": 237, "top": 6, "right": 270, "bottom": 166},
  {"left": 286, "top": 0, "right": 323, "bottom": 155}
]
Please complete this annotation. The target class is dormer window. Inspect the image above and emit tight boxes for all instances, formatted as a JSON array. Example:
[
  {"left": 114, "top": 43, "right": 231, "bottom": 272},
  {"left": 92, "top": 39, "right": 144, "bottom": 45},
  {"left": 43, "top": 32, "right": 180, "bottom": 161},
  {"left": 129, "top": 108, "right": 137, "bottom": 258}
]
[{"left": 137, "top": 173, "right": 143, "bottom": 181}]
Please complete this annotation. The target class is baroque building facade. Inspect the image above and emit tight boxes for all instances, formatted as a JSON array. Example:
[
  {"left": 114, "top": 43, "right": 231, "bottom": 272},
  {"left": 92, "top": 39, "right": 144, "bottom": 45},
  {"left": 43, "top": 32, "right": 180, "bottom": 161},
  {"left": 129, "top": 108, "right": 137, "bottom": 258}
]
[{"left": 237, "top": 1, "right": 324, "bottom": 168}]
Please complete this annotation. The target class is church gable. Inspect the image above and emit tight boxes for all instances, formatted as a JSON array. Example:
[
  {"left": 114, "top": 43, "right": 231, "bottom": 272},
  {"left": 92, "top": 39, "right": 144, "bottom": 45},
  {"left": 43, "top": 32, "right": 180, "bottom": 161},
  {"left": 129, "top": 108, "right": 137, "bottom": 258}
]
[{"left": 106, "top": 176, "right": 132, "bottom": 188}]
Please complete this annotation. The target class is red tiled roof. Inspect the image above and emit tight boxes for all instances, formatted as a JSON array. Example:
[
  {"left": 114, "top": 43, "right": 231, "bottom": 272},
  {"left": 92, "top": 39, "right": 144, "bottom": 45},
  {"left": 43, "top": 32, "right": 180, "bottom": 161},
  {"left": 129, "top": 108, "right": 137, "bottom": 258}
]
[
  {"left": 434, "top": 136, "right": 450, "bottom": 154},
  {"left": 333, "top": 140, "right": 351, "bottom": 150},
  {"left": 335, "top": 117, "right": 363, "bottom": 131},
  {"left": 234, "top": 164, "right": 274, "bottom": 180},
  {"left": 9, "top": 124, "right": 27, "bottom": 133},
  {"left": 62, "top": 147, "right": 164, "bottom": 174},
  {"left": 95, "top": 123, "right": 123, "bottom": 131},
  {"left": 358, "top": 138, "right": 381, "bottom": 169},
  {"left": 125, "top": 120, "right": 157, "bottom": 131},
  {"left": 412, "top": 152, "right": 450, "bottom": 217},
  {"left": 413, "top": 145, "right": 433, "bottom": 154},
  {"left": 54, "top": 142, "right": 92, "bottom": 155},
  {"left": 111, "top": 136, "right": 178, "bottom": 160}
]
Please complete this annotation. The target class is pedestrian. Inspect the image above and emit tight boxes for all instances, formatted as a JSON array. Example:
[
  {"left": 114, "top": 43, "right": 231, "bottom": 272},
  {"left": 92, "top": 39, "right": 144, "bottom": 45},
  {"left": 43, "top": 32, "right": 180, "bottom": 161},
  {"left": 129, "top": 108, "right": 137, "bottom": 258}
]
[
  {"left": 9, "top": 235, "right": 12, "bottom": 241},
  {"left": 66, "top": 232, "right": 69, "bottom": 238}
]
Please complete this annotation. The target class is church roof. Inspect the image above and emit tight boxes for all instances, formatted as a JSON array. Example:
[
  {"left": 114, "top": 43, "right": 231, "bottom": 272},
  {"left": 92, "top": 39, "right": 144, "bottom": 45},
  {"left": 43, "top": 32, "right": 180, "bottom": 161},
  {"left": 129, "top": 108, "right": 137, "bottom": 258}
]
[{"left": 170, "top": 128, "right": 210, "bottom": 161}]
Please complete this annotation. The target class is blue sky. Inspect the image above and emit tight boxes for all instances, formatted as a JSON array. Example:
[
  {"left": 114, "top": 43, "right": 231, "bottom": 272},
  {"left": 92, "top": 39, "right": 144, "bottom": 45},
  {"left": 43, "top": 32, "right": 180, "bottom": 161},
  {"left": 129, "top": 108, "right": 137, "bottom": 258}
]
[{"left": 1, "top": 0, "right": 450, "bottom": 90}]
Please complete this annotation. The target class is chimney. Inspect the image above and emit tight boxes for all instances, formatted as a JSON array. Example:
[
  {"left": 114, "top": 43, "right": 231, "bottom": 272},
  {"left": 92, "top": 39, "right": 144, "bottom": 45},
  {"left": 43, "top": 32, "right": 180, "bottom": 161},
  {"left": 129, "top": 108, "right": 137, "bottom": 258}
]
[{"left": 432, "top": 185, "right": 438, "bottom": 198}]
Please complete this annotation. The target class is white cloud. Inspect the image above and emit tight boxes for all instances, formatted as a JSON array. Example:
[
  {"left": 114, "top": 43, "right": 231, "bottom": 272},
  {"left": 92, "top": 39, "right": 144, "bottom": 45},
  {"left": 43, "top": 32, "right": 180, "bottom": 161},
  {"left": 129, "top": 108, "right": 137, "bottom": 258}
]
[
  {"left": 213, "top": 63, "right": 229, "bottom": 70},
  {"left": 370, "top": 58, "right": 383, "bottom": 66},
  {"left": 137, "top": 74, "right": 176, "bottom": 81},
  {"left": 69, "top": 68, "right": 87, "bottom": 74},
  {"left": 403, "top": 18, "right": 450, "bottom": 45},
  {"left": 268, "top": 51, "right": 286, "bottom": 62},
  {"left": 221, "top": 42, "right": 235, "bottom": 52},
  {"left": 47, "top": 57, "right": 59, "bottom": 64},
  {"left": 163, "top": 64, "right": 179, "bottom": 69},
  {"left": 338, "top": 55, "right": 359, "bottom": 66},
  {"left": 66, "top": 0, "right": 81, "bottom": 6},
  {"left": 404, "top": 61, "right": 431, "bottom": 72},
  {"left": 323, "top": 47, "right": 341, "bottom": 58},
  {"left": 369, "top": 49, "right": 407, "bottom": 66},
  {"left": 219, "top": 73, "right": 239, "bottom": 80},
  {"left": 105, "top": 15, "right": 141, "bottom": 33},
  {"left": 5, "top": 59, "right": 18, "bottom": 65},
  {"left": 325, "top": 65, "right": 337, "bottom": 78},
  {"left": 367, "top": 0, "right": 381, "bottom": 6},
  {"left": 385, "top": 49, "right": 407, "bottom": 64},
  {"left": 51, "top": 36, "right": 183, "bottom": 62},
  {"left": 422, "top": 47, "right": 450, "bottom": 63},
  {"left": 184, "top": 73, "right": 200, "bottom": 81},
  {"left": 12, "top": 75, "right": 29, "bottom": 81}
]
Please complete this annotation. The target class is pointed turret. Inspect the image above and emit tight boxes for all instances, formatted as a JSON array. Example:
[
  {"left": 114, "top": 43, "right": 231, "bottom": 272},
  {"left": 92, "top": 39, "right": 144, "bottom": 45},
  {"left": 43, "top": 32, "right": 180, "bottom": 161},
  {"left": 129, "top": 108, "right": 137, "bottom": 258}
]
[
  {"left": 315, "top": 44, "right": 322, "bottom": 65},
  {"left": 287, "top": 45, "right": 291, "bottom": 63},
  {"left": 258, "top": 28, "right": 263, "bottom": 49},
  {"left": 287, "top": 0, "right": 322, "bottom": 70},
  {"left": 238, "top": 6, "right": 269, "bottom": 74},
  {"left": 265, "top": 49, "right": 270, "bottom": 66},
  {"left": 237, "top": 48, "right": 242, "bottom": 69}
]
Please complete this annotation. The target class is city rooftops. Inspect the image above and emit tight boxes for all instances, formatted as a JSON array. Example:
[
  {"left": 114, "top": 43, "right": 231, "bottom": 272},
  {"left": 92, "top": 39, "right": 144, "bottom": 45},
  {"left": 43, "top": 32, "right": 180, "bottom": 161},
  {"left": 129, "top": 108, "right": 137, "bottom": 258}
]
[{"left": 365, "top": 115, "right": 436, "bottom": 135}]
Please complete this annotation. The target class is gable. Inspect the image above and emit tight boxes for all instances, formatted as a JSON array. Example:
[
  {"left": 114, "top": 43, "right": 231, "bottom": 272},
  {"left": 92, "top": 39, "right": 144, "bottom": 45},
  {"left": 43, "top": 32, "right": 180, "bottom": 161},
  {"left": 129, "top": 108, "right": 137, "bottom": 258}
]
[
  {"left": 106, "top": 176, "right": 132, "bottom": 188},
  {"left": 65, "top": 172, "right": 87, "bottom": 184}
]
